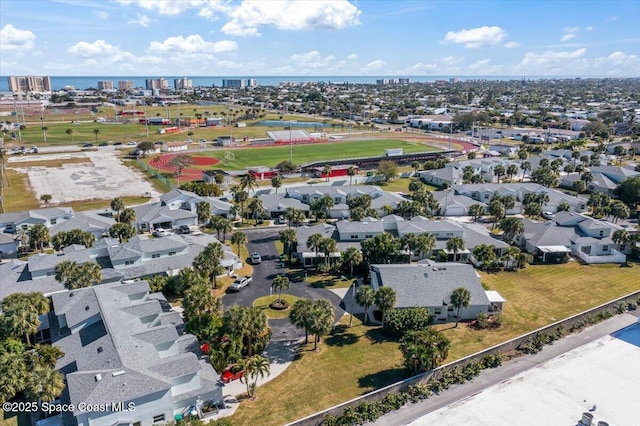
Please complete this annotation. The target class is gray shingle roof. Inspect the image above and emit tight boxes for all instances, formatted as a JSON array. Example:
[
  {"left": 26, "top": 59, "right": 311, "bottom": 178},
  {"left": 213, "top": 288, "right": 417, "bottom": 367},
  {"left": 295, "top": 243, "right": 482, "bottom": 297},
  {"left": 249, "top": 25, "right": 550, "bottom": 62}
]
[{"left": 372, "top": 262, "right": 489, "bottom": 308}]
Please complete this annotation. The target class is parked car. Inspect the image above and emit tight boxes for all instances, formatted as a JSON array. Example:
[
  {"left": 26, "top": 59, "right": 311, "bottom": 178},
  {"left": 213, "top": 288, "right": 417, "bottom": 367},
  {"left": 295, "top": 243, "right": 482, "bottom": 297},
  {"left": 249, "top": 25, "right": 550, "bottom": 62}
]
[
  {"left": 542, "top": 211, "right": 555, "bottom": 220},
  {"left": 113, "top": 142, "right": 122, "bottom": 146},
  {"left": 276, "top": 215, "right": 286, "bottom": 224},
  {"left": 179, "top": 225, "right": 191, "bottom": 234},
  {"left": 220, "top": 365, "right": 244, "bottom": 383},
  {"left": 127, "top": 141, "right": 137, "bottom": 146},
  {"left": 152, "top": 228, "right": 169, "bottom": 237},
  {"left": 250, "top": 252, "right": 262, "bottom": 264},
  {"left": 82, "top": 143, "right": 93, "bottom": 148},
  {"left": 229, "top": 276, "right": 252, "bottom": 292}
]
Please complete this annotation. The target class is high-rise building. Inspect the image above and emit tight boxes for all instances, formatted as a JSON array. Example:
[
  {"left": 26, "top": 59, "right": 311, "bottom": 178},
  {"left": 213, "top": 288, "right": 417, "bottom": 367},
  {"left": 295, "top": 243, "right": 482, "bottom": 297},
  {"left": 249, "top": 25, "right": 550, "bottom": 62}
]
[
  {"left": 174, "top": 77, "right": 193, "bottom": 90},
  {"left": 145, "top": 78, "right": 168, "bottom": 91},
  {"left": 7, "top": 75, "right": 52, "bottom": 92},
  {"left": 117, "top": 80, "right": 134, "bottom": 91},
  {"left": 222, "top": 79, "right": 244, "bottom": 88},
  {"left": 246, "top": 79, "right": 257, "bottom": 88},
  {"left": 398, "top": 78, "right": 410, "bottom": 84},
  {"left": 97, "top": 80, "right": 114, "bottom": 90}
]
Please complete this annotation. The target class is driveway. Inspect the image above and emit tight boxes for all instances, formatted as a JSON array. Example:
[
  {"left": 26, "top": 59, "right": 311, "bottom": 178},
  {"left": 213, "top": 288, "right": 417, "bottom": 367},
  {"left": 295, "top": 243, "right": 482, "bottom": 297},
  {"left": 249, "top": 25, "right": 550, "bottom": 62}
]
[{"left": 221, "top": 227, "right": 345, "bottom": 341}]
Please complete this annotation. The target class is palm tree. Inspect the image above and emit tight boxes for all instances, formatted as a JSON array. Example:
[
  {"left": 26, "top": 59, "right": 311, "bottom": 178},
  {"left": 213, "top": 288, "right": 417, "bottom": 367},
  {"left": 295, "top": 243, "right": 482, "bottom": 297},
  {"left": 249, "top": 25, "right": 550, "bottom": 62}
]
[
  {"left": 342, "top": 247, "right": 363, "bottom": 276},
  {"left": 230, "top": 231, "right": 247, "bottom": 257},
  {"left": 308, "top": 299, "right": 334, "bottom": 350},
  {"left": 493, "top": 165, "right": 505, "bottom": 183},
  {"left": 240, "top": 173, "right": 257, "bottom": 195},
  {"left": 375, "top": 286, "right": 396, "bottom": 328},
  {"left": 450, "top": 287, "right": 471, "bottom": 327},
  {"left": 415, "top": 233, "right": 436, "bottom": 260},
  {"left": 289, "top": 299, "right": 315, "bottom": 344},
  {"left": 39, "top": 194, "right": 52, "bottom": 206},
  {"left": 24, "top": 365, "right": 64, "bottom": 403},
  {"left": 247, "top": 197, "right": 264, "bottom": 223},
  {"left": 65, "top": 128, "right": 73, "bottom": 143},
  {"left": 347, "top": 165, "right": 357, "bottom": 185},
  {"left": 499, "top": 217, "right": 524, "bottom": 243},
  {"left": 319, "top": 237, "right": 338, "bottom": 268},
  {"left": 306, "top": 232, "right": 323, "bottom": 264},
  {"left": 193, "top": 242, "right": 225, "bottom": 288},
  {"left": 272, "top": 275, "right": 291, "bottom": 305},
  {"left": 234, "top": 190, "right": 249, "bottom": 223},
  {"left": 506, "top": 164, "right": 519, "bottom": 182},
  {"left": 612, "top": 229, "right": 630, "bottom": 251},
  {"left": 117, "top": 207, "right": 136, "bottom": 225},
  {"left": 28, "top": 223, "right": 49, "bottom": 252},
  {"left": 109, "top": 222, "right": 136, "bottom": 243},
  {"left": 400, "top": 233, "right": 418, "bottom": 263},
  {"left": 241, "top": 355, "right": 270, "bottom": 399},
  {"left": 446, "top": 236, "right": 465, "bottom": 262},
  {"left": 41, "top": 126, "right": 48, "bottom": 143},
  {"left": 110, "top": 197, "right": 125, "bottom": 217},
  {"left": 468, "top": 204, "right": 484, "bottom": 222},
  {"left": 92, "top": 128, "right": 100, "bottom": 144},
  {"left": 322, "top": 164, "right": 332, "bottom": 182},
  {"left": 355, "top": 285, "right": 375, "bottom": 325},
  {"left": 196, "top": 201, "right": 211, "bottom": 226},
  {"left": 399, "top": 329, "right": 450, "bottom": 375},
  {"left": 279, "top": 228, "right": 297, "bottom": 258},
  {"left": 271, "top": 176, "right": 282, "bottom": 193},
  {"left": 521, "top": 161, "right": 531, "bottom": 181}
]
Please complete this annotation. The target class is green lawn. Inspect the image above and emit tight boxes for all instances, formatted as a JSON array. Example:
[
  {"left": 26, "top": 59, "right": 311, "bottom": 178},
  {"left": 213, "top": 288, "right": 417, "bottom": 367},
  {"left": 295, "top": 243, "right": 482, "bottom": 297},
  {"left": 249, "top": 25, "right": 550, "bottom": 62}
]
[
  {"left": 191, "top": 139, "right": 438, "bottom": 170},
  {"left": 230, "top": 262, "right": 640, "bottom": 426},
  {"left": 253, "top": 294, "right": 301, "bottom": 319}
]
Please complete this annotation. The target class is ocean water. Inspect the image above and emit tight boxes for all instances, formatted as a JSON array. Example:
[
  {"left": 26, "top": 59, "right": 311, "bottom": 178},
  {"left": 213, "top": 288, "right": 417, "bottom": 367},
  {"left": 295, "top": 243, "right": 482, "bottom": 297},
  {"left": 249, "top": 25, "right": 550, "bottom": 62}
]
[{"left": 0, "top": 75, "right": 547, "bottom": 92}]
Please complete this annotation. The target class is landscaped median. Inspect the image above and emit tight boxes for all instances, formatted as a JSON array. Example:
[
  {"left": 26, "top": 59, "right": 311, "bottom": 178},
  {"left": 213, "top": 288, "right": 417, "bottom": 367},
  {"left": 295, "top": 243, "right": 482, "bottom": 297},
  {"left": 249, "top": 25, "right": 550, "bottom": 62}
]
[{"left": 229, "top": 262, "right": 640, "bottom": 426}]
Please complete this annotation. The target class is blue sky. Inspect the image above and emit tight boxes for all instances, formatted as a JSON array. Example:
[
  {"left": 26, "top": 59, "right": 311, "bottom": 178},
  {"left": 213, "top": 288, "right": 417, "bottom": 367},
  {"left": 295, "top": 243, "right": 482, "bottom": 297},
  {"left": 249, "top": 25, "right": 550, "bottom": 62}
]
[{"left": 1, "top": 0, "right": 639, "bottom": 76}]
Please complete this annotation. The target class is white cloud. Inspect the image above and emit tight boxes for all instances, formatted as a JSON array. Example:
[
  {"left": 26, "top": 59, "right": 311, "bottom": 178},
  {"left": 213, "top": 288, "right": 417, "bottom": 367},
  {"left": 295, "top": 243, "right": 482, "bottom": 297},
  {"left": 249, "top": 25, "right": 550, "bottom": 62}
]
[
  {"left": 347, "top": 53, "right": 358, "bottom": 60},
  {"left": 443, "top": 26, "right": 507, "bottom": 48},
  {"left": 504, "top": 41, "right": 520, "bottom": 49},
  {"left": 114, "top": 0, "right": 207, "bottom": 16},
  {"left": 468, "top": 59, "right": 504, "bottom": 75},
  {"left": 0, "top": 24, "right": 36, "bottom": 52},
  {"left": 290, "top": 51, "right": 335, "bottom": 69},
  {"left": 401, "top": 62, "right": 438, "bottom": 74},
  {"left": 520, "top": 48, "right": 588, "bottom": 71},
  {"left": 67, "top": 40, "right": 120, "bottom": 57},
  {"left": 365, "top": 60, "right": 387, "bottom": 70},
  {"left": 442, "top": 56, "right": 462, "bottom": 65},
  {"left": 148, "top": 35, "right": 237, "bottom": 53},
  {"left": 222, "top": 0, "right": 361, "bottom": 36},
  {"left": 128, "top": 14, "right": 152, "bottom": 27},
  {"left": 94, "top": 10, "right": 109, "bottom": 19},
  {"left": 586, "top": 26, "right": 594, "bottom": 31},
  {"left": 606, "top": 51, "right": 639, "bottom": 65},
  {"left": 606, "top": 16, "right": 619, "bottom": 22},
  {"left": 216, "top": 60, "right": 244, "bottom": 69},
  {"left": 561, "top": 33, "right": 576, "bottom": 42},
  {"left": 564, "top": 26, "right": 580, "bottom": 33},
  {"left": 220, "top": 22, "right": 260, "bottom": 37}
]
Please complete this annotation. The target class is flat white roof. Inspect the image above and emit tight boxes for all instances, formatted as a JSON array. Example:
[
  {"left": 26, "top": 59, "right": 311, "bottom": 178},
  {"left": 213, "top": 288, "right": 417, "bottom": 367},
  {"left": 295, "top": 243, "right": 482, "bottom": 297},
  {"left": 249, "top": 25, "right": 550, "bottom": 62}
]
[
  {"left": 538, "top": 245, "right": 571, "bottom": 253},
  {"left": 485, "top": 290, "right": 506, "bottom": 303},
  {"left": 408, "top": 323, "right": 640, "bottom": 426}
]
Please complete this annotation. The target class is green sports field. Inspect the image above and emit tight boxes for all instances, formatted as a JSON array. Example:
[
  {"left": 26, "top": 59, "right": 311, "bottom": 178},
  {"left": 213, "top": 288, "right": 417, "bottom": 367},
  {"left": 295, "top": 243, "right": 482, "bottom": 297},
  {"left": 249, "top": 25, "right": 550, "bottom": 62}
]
[{"left": 194, "top": 139, "right": 440, "bottom": 169}]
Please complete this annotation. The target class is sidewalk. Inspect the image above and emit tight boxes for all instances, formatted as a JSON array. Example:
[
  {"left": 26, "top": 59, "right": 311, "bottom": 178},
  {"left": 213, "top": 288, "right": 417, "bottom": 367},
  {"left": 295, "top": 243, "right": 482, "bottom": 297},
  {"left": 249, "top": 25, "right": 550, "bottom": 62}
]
[{"left": 371, "top": 311, "right": 639, "bottom": 425}]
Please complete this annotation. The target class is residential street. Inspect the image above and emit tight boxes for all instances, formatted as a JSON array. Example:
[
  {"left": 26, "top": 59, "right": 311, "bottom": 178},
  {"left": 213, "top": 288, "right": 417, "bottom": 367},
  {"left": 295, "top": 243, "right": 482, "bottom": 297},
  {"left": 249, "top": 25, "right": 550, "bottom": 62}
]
[{"left": 221, "top": 227, "right": 346, "bottom": 341}]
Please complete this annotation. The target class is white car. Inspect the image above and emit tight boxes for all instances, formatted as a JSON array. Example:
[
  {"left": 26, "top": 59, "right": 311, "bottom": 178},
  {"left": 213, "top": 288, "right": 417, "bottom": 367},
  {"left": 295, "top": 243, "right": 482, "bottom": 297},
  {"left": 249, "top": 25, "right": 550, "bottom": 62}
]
[
  {"left": 229, "top": 276, "right": 252, "bottom": 292},
  {"left": 152, "top": 228, "right": 169, "bottom": 237},
  {"left": 250, "top": 252, "right": 262, "bottom": 264}
]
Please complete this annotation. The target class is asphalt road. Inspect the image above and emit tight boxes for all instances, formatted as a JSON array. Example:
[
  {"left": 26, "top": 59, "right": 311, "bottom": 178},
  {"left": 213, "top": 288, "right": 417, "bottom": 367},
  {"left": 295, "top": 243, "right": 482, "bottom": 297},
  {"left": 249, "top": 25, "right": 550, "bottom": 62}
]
[{"left": 221, "top": 227, "right": 345, "bottom": 342}]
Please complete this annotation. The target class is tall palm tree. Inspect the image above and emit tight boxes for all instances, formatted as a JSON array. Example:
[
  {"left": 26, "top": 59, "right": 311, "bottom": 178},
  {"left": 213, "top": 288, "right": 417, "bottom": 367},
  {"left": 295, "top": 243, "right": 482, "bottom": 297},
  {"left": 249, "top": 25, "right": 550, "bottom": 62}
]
[
  {"left": 446, "top": 236, "right": 465, "bottom": 262},
  {"left": 347, "top": 166, "right": 357, "bottom": 186},
  {"left": 355, "top": 285, "right": 375, "bottom": 325},
  {"left": 400, "top": 329, "right": 450, "bottom": 374},
  {"left": 117, "top": 208, "right": 136, "bottom": 225},
  {"left": 92, "top": 128, "right": 100, "bottom": 143},
  {"left": 342, "top": 247, "right": 363, "bottom": 276},
  {"left": 65, "top": 128, "right": 73, "bottom": 143},
  {"left": 289, "top": 298, "right": 314, "bottom": 343},
  {"left": 24, "top": 365, "right": 64, "bottom": 403},
  {"left": 240, "top": 173, "right": 257, "bottom": 195},
  {"left": 375, "top": 286, "right": 396, "bottom": 328},
  {"left": 193, "top": 242, "right": 225, "bottom": 288},
  {"left": 400, "top": 233, "right": 418, "bottom": 263},
  {"left": 247, "top": 198, "right": 264, "bottom": 223},
  {"left": 110, "top": 197, "right": 125, "bottom": 217},
  {"left": 109, "top": 223, "right": 135, "bottom": 243},
  {"left": 279, "top": 228, "right": 297, "bottom": 258},
  {"left": 271, "top": 176, "right": 282, "bottom": 193},
  {"left": 308, "top": 299, "right": 334, "bottom": 350},
  {"left": 450, "top": 287, "right": 471, "bottom": 327},
  {"left": 499, "top": 217, "right": 525, "bottom": 243},
  {"left": 2, "top": 303, "right": 39, "bottom": 345},
  {"left": 230, "top": 231, "right": 247, "bottom": 257},
  {"left": 196, "top": 201, "right": 211, "bottom": 226},
  {"left": 306, "top": 232, "right": 323, "bottom": 262},
  {"left": 234, "top": 190, "right": 249, "bottom": 224},
  {"left": 322, "top": 164, "right": 332, "bottom": 182},
  {"left": 319, "top": 237, "right": 338, "bottom": 267},
  {"left": 272, "top": 275, "right": 291, "bottom": 305},
  {"left": 41, "top": 126, "right": 48, "bottom": 143},
  {"left": 27, "top": 223, "right": 49, "bottom": 252},
  {"left": 242, "top": 355, "right": 270, "bottom": 399}
]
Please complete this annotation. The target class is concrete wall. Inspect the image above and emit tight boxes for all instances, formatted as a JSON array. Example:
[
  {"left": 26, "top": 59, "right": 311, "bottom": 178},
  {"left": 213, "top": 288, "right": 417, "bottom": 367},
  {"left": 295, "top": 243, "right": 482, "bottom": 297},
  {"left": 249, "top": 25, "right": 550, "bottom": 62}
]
[{"left": 285, "top": 290, "right": 640, "bottom": 426}]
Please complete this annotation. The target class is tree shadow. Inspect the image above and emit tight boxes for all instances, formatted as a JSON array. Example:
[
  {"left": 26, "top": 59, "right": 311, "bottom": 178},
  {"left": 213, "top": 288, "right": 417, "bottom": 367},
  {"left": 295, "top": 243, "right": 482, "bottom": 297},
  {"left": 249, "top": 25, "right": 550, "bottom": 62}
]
[
  {"left": 325, "top": 324, "right": 358, "bottom": 347},
  {"left": 364, "top": 327, "right": 398, "bottom": 345},
  {"left": 358, "top": 366, "right": 407, "bottom": 392}
]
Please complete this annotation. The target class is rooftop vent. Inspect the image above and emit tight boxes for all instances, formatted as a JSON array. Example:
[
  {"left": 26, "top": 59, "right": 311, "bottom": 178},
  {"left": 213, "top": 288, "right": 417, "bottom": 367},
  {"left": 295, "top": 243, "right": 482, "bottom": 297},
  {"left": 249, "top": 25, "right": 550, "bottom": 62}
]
[
  {"left": 112, "top": 370, "right": 125, "bottom": 377},
  {"left": 85, "top": 306, "right": 90, "bottom": 311},
  {"left": 97, "top": 346, "right": 103, "bottom": 354},
  {"left": 94, "top": 374, "right": 102, "bottom": 382},
  {"left": 69, "top": 292, "right": 74, "bottom": 297}
]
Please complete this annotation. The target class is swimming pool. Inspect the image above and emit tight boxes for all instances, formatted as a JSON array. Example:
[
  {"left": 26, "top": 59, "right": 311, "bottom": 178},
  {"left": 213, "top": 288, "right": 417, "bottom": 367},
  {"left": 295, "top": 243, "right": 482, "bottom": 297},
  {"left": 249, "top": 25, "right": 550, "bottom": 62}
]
[{"left": 612, "top": 321, "right": 640, "bottom": 348}]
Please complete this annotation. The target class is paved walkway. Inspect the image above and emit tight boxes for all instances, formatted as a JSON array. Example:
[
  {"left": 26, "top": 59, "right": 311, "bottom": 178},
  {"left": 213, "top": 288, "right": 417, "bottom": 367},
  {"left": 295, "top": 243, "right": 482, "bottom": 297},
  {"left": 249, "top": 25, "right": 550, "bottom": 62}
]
[
  {"left": 370, "top": 311, "right": 639, "bottom": 425},
  {"left": 206, "top": 338, "right": 301, "bottom": 421}
]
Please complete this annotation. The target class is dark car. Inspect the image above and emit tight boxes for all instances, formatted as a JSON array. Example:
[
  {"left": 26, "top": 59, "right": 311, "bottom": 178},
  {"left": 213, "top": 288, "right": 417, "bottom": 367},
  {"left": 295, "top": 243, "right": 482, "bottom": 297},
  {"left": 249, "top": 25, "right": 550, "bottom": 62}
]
[
  {"left": 113, "top": 142, "right": 122, "bottom": 146},
  {"left": 82, "top": 143, "right": 93, "bottom": 148},
  {"left": 179, "top": 225, "right": 191, "bottom": 234},
  {"left": 99, "top": 142, "right": 108, "bottom": 146}
]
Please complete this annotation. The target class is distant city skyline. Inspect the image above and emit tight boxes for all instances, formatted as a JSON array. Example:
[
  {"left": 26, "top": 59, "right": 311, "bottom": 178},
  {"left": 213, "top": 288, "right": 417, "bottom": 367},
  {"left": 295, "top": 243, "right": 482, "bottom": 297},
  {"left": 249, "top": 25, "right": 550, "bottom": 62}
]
[{"left": 1, "top": 0, "right": 639, "bottom": 77}]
